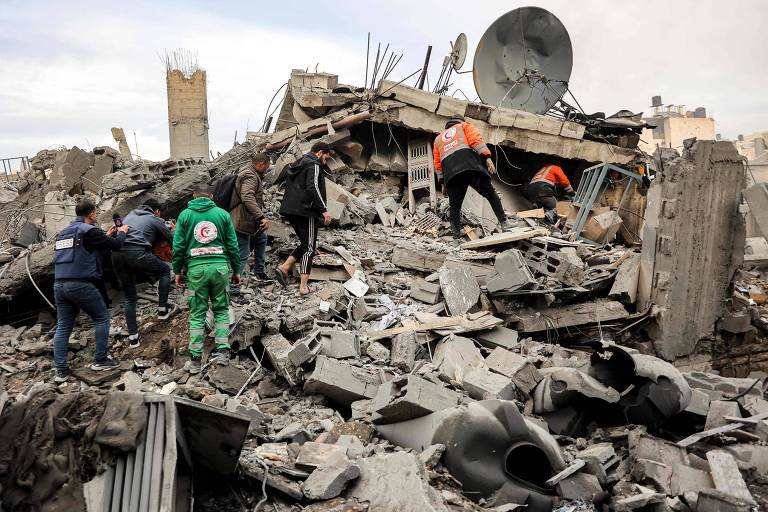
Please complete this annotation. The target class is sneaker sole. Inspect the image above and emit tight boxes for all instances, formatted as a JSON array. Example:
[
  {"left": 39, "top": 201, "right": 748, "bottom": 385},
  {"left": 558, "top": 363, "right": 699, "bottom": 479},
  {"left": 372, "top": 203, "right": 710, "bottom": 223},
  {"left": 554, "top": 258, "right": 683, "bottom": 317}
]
[
  {"left": 128, "top": 342, "right": 140, "bottom": 349},
  {"left": 90, "top": 364, "right": 120, "bottom": 371}
]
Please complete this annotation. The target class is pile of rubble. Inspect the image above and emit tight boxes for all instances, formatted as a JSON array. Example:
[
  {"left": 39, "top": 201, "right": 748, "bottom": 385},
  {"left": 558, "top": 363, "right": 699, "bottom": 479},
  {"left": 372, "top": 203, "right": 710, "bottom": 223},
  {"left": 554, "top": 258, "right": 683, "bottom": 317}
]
[{"left": 1, "top": 70, "right": 767, "bottom": 511}]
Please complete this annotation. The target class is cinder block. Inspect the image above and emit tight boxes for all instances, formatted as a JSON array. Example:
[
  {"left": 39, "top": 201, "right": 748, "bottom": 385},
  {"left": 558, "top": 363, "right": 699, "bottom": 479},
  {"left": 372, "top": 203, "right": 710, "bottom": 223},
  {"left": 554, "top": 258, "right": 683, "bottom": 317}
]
[
  {"left": 462, "top": 367, "right": 516, "bottom": 400},
  {"left": 304, "top": 356, "right": 381, "bottom": 405},
  {"left": 474, "top": 326, "right": 519, "bottom": 350},
  {"left": 410, "top": 279, "right": 441, "bottom": 304},
  {"left": 352, "top": 296, "right": 388, "bottom": 322},
  {"left": 320, "top": 330, "right": 360, "bottom": 359},
  {"left": 486, "top": 249, "right": 537, "bottom": 293},
  {"left": 289, "top": 328, "right": 322, "bottom": 366},
  {"left": 371, "top": 375, "right": 460, "bottom": 424},
  {"left": 262, "top": 333, "right": 300, "bottom": 385},
  {"left": 484, "top": 347, "right": 542, "bottom": 395}
]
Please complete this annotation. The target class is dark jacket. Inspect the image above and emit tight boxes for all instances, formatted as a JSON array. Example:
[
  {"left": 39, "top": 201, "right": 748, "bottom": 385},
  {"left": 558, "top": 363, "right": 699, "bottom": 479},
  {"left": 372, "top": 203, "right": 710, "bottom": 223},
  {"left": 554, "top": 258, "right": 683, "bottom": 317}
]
[
  {"left": 230, "top": 163, "right": 266, "bottom": 235},
  {"left": 433, "top": 122, "right": 491, "bottom": 184},
  {"left": 279, "top": 153, "right": 328, "bottom": 218},
  {"left": 120, "top": 205, "right": 172, "bottom": 250}
]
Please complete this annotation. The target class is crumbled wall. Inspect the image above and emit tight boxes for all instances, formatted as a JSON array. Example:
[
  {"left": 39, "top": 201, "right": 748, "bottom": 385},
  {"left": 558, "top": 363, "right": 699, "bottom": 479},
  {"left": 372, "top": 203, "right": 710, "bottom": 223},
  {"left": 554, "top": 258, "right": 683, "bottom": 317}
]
[
  {"left": 639, "top": 140, "right": 746, "bottom": 360},
  {"left": 166, "top": 69, "right": 210, "bottom": 161}
]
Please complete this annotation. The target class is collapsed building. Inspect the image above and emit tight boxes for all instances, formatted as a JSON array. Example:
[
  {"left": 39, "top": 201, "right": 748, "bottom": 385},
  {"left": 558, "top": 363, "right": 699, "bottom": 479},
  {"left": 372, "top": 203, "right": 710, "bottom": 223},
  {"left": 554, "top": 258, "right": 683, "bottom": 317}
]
[{"left": 2, "top": 7, "right": 768, "bottom": 512}]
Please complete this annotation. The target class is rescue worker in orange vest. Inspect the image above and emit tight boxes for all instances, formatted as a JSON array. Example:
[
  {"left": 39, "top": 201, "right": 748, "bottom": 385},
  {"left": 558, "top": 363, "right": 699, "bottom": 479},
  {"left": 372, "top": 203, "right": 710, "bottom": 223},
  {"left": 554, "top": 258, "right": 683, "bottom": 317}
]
[
  {"left": 525, "top": 164, "right": 575, "bottom": 224},
  {"left": 433, "top": 119, "right": 513, "bottom": 239}
]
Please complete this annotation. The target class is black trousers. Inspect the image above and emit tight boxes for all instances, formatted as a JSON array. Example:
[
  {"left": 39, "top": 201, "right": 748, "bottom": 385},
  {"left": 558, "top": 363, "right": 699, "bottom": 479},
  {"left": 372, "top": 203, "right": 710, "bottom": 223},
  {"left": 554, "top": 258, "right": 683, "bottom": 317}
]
[
  {"left": 286, "top": 214, "right": 320, "bottom": 274},
  {"left": 446, "top": 171, "right": 506, "bottom": 232},
  {"left": 525, "top": 181, "right": 558, "bottom": 211}
]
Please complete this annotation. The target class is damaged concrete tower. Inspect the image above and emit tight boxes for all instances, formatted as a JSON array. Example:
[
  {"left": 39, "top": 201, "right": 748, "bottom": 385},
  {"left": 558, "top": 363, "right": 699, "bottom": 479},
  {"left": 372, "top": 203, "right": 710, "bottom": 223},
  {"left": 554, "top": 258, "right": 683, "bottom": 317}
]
[
  {"left": 639, "top": 139, "right": 746, "bottom": 360},
  {"left": 165, "top": 50, "right": 210, "bottom": 161}
]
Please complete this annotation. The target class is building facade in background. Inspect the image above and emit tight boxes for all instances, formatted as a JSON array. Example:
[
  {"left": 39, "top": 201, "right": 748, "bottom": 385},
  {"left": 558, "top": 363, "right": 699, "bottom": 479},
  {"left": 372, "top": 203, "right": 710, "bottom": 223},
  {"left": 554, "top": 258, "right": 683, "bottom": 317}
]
[{"left": 639, "top": 96, "right": 715, "bottom": 153}]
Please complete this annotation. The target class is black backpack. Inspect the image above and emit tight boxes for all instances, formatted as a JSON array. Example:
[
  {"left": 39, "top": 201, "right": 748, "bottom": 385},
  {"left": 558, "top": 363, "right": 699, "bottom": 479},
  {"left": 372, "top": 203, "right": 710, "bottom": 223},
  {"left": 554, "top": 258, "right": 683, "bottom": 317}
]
[{"left": 212, "top": 172, "right": 240, "bottom": 211}]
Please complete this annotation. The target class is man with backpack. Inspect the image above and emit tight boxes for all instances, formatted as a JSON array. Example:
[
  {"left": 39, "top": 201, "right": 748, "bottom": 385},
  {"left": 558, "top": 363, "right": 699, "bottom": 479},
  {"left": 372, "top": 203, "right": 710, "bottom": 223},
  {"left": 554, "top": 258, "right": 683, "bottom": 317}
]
[
  {"left": 276, "top": 142, "right": 334, "bottom": 296},
  {"left": 173, "top": 184, "right": 240, "bottom": 373},
  {"left": 227, "top": 152, "right": 271, "bottom": 295}
]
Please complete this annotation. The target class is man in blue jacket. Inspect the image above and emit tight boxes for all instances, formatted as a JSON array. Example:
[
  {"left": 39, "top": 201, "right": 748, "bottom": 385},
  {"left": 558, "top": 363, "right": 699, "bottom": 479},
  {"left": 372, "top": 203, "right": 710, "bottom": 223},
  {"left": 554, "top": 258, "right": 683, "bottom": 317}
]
[
  {"left": 52, "top": 199, "right": 129, "bottom": 382},
  {"left": 111, "top": 199, "right": 175, "bottom": 348}
]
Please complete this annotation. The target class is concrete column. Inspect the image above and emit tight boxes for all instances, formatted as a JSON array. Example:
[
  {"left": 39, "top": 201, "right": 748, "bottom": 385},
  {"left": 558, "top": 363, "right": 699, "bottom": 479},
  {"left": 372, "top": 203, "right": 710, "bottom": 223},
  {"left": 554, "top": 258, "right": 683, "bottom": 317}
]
[{"left": 166, "top": 68, "right": 210, "bottom": 161}]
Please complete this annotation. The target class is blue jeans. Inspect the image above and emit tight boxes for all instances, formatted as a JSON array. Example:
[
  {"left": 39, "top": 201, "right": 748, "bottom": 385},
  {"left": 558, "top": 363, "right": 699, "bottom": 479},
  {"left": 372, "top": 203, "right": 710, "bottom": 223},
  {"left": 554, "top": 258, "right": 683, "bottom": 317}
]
[
  {"left": 53, "top": 280, "right": 110, "bottom": 371},
  {"left": 251, "top": 231, "right": 267, "bottom": 274},
  {"left": 112, "top": 249, "right": 171, "bottom": 335}
]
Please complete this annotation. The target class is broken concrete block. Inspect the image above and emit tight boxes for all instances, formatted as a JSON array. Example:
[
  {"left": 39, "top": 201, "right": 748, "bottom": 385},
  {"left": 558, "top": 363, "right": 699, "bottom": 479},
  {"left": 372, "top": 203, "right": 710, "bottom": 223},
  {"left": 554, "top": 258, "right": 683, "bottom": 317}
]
[
  {"left": 435, "top": 96, "right": 468, "bottom": 118},
  {"left": 432, "top": 335, "right": 484, "bottom": 383},
  {"left": 628, "top": 430, "right": 688, "bottom": 466},
  {"left": 612, "top": 489, "right": 666, "bottom": 511},
  {"left": 578, "top": 443, "right": 619, "bottom": 485},
  {"left": 474, "top": 325, "right": 520, "bottom": 350},
  {"left": 301, "top": 453, "right": 360, "bottom": 501},
  {"left": 43, "top": 191, "right": 76, "bottom": 240},
  {"left": 704, "top": 400, "right": 741, "bottom": 430},
  {"left": 371, "top": 374, "right": 459, "bottom": 424},
  {"left": 684, "top": 388, "right": 712, "bottom": 417},
  {"left": 438, "top": 266, "right": 480, "bottom": 315},
  {"left": 289, "top": 329, "right": 323, "bottom": 366},
  {"left": 723, "top": 443, "right": 768, "bottom": 476},
  {"left": 82, "top": 153, "right": 114, "bottom": 194},
  {"left": 390, "top": 331, "right": 416, "bottom": 371},
  {"left": 207, "top": 366, "right": 250, "bottom": 395},
  {"left": 609, "top": 253, "right": 641, "bottom": 304},
  {"left": 744, "top": 182, "right": 768, "bottom": 239},
  {"left": 706, "top": 450, "right": 756, "bottom": 507},
  {"left": 696, "top": 490, "right": 754, "bottom": 512},
  {"left": 378, "top": 80, "right": 441, "bottom": 112},
  {"left": 410, "top": 279, "right": 441, "bottom": 304},
  {"left": 486, "top": 249, "right": 538, "bottom": 293},
  {"left": 461, "top": 367, "right": 516, "bottom": 400},
  {"left": 261, "top": 333, "right": 300, "bottom": 385},
  {"left": 419, "top": 444, "right": 445, "bottom": 469},
  {"left": 392, "top": 246, "right": 446, "bottom": 273},
  {"left": 718, "top": 310, "right": 753, "bottom": 333},
  {"left": 346, "top": 451, "right": 449, "bottom": 512},
  {"left": 49, "top": 145, "right": 94, "bottom": 194},
  {"left": 352, "top": 296, "right": 388, "bottom": 322},
  {"left": 514, "top": 300, "right": 629, "bottom": 332},
  {"left": 364, "top": 340, "right": 390, "bottom": 361},
  {"left": 304, "top": 356, "right": 381, "bottom": 405},
  {"left": 296, "top": 442, "right": 348, "bottom": 471},
  {"left": 744, "top": 237, "right": 768, "bottom": 265},
  {"left": 557, "top": 472, "right": 602, "bottom": 501},
  {"left": 484, "top": 347, "right": 542, "bottom": 395},
  {"left": 335, "top": 435, "right": 365, "bottom": 460},
  {"left": 319, "top": 329, "right": 360, "bottom": 359}
]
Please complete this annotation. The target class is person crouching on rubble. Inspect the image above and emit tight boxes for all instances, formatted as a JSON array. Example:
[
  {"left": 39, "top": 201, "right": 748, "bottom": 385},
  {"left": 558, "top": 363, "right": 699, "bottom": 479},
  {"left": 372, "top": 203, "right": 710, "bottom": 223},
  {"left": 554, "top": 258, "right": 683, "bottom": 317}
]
[
  {"left": 111, "top": 199, "right": 175, "bottom": 348},
  {"left": 52, "top": 199, "right": 129, "bottom": 382},
  {"left": 275, "top": 141, "right": 334, "bottom": 296},
  {"left": 172, "top": 184, "right": 241, "bottom": 374},
  {"left": 229, "top": 151, "right": 271, "bottom": 299},
  {"left": 433, "top": 118, "right": 514, "bottom": 240},
  {"left": 525, "top": 163, "right": 575, "bottom": 224}
]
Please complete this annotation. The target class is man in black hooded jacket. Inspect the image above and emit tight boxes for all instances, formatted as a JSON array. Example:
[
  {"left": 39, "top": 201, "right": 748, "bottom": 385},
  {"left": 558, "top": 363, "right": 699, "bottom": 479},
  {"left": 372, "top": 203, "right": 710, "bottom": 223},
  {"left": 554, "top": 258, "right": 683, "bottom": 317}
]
[{"left": 276, "top": 142, "right": 334, "bottom": 295}]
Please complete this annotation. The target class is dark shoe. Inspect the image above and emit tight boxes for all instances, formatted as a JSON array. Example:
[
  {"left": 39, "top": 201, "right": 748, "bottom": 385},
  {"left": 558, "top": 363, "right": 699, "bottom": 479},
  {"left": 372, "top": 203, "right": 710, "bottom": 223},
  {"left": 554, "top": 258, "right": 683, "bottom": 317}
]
[
  {"left": 54, "top": 368, "right": 72, "bottom": 383},
  {"left": 90, "top": 355, "right": 120, "bottom": 371},
  {"left": 210, "top": 348, "right": 231, "bottom": 367},
  {"left": 157, "top": 305, "right": 177, "bottom": 320},
  {"left": 189, "top": 357, "right": 202, "bottom": 374},
  {"left": 127, "top": 334, "right": 140, "bottom": 349},
  {"left": 254, "top": 272, "right": 272, "bottom": 282},
  {"left": 232, "top": 294, "right": 250, "bottom": 305},
  {"left": 275, "top": 267, "right": 288, "bottom": 287}
]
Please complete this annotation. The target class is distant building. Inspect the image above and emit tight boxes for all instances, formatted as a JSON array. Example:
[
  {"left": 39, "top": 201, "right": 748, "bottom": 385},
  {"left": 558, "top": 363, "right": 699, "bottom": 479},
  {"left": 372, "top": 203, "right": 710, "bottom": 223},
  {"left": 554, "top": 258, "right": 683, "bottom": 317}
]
[
  {"left": 638, "top": 96, "right": 716, "bottom": 153},
  {"left": 735, "top": 131, "right": 768, "bottom": 182}
]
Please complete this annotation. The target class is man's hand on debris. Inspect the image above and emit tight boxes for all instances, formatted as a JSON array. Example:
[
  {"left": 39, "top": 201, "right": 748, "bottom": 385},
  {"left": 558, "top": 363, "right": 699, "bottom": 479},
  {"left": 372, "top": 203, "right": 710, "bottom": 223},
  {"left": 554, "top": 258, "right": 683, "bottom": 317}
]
[
  {"left": 259, "top": 218, "right": 269, "bottom": 230},
  {"left": 231, "top": 274, "right": 241, "bottom": 286},
  {"left": 486, "top": 158, "right": 497, "bottom": 175},
  {"left": 175, "top": 274, "right": 184, "bottom": 288},
  {"left": 322, "top": 212, "right": 332, "bottom": 226}
]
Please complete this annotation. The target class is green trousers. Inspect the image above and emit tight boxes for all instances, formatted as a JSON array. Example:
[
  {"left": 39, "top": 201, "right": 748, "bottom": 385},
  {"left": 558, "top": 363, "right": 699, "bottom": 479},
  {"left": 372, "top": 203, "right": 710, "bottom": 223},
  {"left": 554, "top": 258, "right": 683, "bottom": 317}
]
[{"left": 187, "top": 262, "right": 230, "bottom": 358}]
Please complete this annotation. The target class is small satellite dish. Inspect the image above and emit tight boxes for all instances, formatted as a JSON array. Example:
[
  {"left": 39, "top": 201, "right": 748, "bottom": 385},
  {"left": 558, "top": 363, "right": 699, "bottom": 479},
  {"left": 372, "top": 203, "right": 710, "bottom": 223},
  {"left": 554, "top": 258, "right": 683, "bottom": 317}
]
[
  {"left": 451, "top": 33, "right": 468, "bottom": 71},
  {"left": 473, "top": 7, "right": 573, "bottom": 114}
]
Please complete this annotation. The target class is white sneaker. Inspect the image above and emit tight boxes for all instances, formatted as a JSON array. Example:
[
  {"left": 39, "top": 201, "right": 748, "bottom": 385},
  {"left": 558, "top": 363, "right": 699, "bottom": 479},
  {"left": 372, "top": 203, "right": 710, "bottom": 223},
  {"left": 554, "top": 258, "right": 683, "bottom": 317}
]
[{"left": 127, "top": 334, "right": 140, "bottom": 348}]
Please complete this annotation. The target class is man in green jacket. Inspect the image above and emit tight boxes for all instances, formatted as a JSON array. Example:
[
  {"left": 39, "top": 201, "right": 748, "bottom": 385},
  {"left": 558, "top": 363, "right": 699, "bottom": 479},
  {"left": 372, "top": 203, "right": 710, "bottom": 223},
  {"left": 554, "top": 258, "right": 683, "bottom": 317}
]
[{"left": 173, "top": 184, "right": 241, "bottom": 373}]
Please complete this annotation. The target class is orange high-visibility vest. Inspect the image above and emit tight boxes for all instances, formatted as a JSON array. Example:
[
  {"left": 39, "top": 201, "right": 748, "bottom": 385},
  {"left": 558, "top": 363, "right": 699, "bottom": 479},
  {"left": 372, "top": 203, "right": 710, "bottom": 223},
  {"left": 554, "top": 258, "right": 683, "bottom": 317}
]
[
  {"left": 433, "top": 122, "right": 490, "bottom": 173},
  {"left": 530, "top": 164, "right": 574, "bottom": 193}
]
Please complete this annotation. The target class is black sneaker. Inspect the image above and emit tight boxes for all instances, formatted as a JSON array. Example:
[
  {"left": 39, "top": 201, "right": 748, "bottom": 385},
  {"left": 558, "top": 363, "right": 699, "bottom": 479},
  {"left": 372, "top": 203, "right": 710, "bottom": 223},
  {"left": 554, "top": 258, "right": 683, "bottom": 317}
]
[
  {"left": 157, "top": 305, "right": 177, "bottom": 320},
  {"left": 90, "top": 355, "right": 120, "bottom": 371},
  {"left": 254, "top": 272, "right": 272, "bottom": 282},
  {"left": 127, "top": 334, "right": 140, "bottom": 348},
  {"left": 54, "top": 368, "right": 72, "bottom": 383},
  {"left": 210, "top": 349, "right": 230, "bottom": 367},
  {"left": 189, "top": 357, "right": 202, "bottom": 374}
]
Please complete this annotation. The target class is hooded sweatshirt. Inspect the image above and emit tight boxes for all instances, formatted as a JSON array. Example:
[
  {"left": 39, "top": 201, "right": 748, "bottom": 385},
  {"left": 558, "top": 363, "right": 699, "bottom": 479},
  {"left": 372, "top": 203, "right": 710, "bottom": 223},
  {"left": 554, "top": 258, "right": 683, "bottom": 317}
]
[
  {"left": 279, "top": 153, "right": 328, "bottom": 218},
  {"left": 120, "top": 204, "right": 172, "bottom": 250},
  {"left": 172, "top": 197, "right": 240, "bottom": 274}
]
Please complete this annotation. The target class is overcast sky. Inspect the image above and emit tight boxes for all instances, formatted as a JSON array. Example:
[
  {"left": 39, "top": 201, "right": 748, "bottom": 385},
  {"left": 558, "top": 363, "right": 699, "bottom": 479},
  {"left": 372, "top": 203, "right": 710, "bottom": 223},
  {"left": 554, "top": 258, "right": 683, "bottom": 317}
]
[{"left": 1, "top": 0, "right": 766, "bottom": 162}]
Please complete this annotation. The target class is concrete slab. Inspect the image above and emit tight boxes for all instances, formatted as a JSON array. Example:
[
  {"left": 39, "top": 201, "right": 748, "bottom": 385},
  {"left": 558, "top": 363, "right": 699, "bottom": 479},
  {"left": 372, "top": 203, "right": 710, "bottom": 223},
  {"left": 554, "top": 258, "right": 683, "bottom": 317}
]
[{"left": 438, "top": 266, "right": 480, "bottom": 316}]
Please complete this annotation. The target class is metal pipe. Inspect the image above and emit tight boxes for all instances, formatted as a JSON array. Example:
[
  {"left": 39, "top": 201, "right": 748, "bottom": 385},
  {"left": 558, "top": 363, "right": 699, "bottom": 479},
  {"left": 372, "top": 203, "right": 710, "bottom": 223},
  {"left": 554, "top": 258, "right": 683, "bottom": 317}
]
[
  {"left": 265, "top": 110, "right": 372, "bottom": 151},
  {"left": 416, "top": 46, "right": 432, "bottom": 90}
]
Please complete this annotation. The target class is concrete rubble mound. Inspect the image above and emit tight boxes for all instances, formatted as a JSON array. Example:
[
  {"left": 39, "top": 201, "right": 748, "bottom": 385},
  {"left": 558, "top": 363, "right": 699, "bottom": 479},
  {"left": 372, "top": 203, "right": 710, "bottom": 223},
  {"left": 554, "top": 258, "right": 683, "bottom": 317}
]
[{"left": 1, "top": 70, "right": 767, "bottom": 512}]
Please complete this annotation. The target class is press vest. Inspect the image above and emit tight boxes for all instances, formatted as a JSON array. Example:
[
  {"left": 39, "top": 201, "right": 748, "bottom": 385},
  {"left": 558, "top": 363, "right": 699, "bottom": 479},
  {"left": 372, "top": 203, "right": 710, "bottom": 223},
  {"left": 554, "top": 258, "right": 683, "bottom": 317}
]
[{"left": 54, "top": 218, "right": 100, "bottom": 280}]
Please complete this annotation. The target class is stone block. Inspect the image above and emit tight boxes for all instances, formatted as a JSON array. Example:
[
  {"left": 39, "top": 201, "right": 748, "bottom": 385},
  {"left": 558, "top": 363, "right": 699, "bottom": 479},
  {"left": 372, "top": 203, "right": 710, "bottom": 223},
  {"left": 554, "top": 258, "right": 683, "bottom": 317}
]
[
  {"left": 696, "top": 490, "right": 754, "bottom": 512},
  {"left": 302, "top": 453, "right": 360, "bottom": 500},
  {"left": 628, "top": 430, "right": 688, "bottom": 466},
  {"left": 289, "top": 328, "right": 323, "bottom": 366},
  {"left": 705, "top": 400, "right": 741, "bottom": 430},
  {"left": 744, "top": 237, "right": 768, "bottom": 265},
  {"left": 438, "top": 266, "right": 480, "bottom": 315},
  {"left": 609, "top": 253, "right": 641, "bottom": 304},
  {"left": 461, "top": 367, "right": 516, "bottom": 400},
  {"left": 320, "top": 329, "right": 360, "bottom": 359},
  {"left": 291, "top": 71, "right": 338, "bottom": 90},
  {"left": 371, "top": 374, "right": 459, "bottom": 424},
  {"left": 486, "top": 248, "right": 538, "bottom": 293},
  {"left": 484, "top": 347, "right": 542, "bottom": 395},
  {"left": 390, "top": 331, "right": 417, "bottom": 371},
  {"left": 410, "top": 279, "right": 441, "bottom": 304},
  {"left": 379, "top": 80, "right": 440, "bottom": 112},
  {"left": 352, "top": 296, "right": 388, "bottom": 322},
  {"left": 419, "top": 444, "right": 445, "bottom": 469},
  {"left": 433, "top": 335, "right": 484, "bottom": 382},
  {"left": 474, "top": 325, "right": 520, "bottom": 350},
  {"left": 706, "top": 450, "right": 756, "bottom": 506},
  {"left": 578, "top": 443, "right": 619, "bottom": 484},
  {"left": 364, "top": 340, "right": 390, "bottom": 361},
  {"left": 435, "top": 96, "right": 468, "bottom": 118},
  {"left": 392, "top": 246, "right": 445, "bottom": 273},
  {"left": 296, "top": 442, "right": 349, "bottom": 471},
  {"left": 557, "top": 472, "right": 602, "bottom": 501},
  {"left": 346, "top": 451, "right": 449, "bottom": 512},
  {"left": 723, "top": 444, "right": 768, "bottom": 476},
  {"left": 304, "top": 356, "right": 381, "bottom": 405},
  {"left": 262, "top": 333, "right": 300, "bottom": 385}
]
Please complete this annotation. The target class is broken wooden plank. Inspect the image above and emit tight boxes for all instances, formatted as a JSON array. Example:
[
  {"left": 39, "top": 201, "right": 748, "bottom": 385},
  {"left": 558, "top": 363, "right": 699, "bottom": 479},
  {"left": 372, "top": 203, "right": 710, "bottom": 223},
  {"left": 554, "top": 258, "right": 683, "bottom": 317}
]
[
  {"left": 546, "top": 459, "right": 586, "bottom": 486},
  {"left": 460, "top": 227, "right": 549, "bottom": 250},
  {"left": 676, "top": 411, "right": 768, "bottom": 447},
  {"left": 463, "top": 226, "right": 479, "bottom": 240}
]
